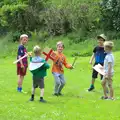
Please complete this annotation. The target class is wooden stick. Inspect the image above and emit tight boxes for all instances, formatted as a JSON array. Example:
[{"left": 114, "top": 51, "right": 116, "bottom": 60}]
[
  {"left": 13, "top": 54, "right": 28, "bottom": 64},
  {"left": 72, "top": 57, "right": 77, "bottom": 67}
]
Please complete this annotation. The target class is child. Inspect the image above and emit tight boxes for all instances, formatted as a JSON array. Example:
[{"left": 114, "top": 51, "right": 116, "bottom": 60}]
[
  {"left": 17, "top": 34, "right": 28, "bottom": 92},
  {"left": 101, "top": 41, "right": 114, "bottom": 100},
  {"left": 52, "top": 41, "right": 73, "bottom": 96},
  {"left": 29, "top": 45, "right": 50, "bottom": 102},
  {"left": 88, "top": 34, "right": 107, "bottom": 91}
]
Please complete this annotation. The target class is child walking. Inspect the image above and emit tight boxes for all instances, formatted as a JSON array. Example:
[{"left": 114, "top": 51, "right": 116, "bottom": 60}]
[
  {"left": 101, "top": 41, "right": 114, "bottom": 100},
  {"left": 88, "top": 34, "right": 107, "bottom": 91},
  {"left": 17, "top": 34, "right": 28, "bottom": 93},
  {"left": 29, "top": 45, "right": 50, "bottom": 102},
  {"left": 52, "top": 41, "right": 73, "bottom": 96}
]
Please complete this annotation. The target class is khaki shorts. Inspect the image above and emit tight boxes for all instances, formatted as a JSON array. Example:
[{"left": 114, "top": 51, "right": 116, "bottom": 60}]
[{"left": 102, "top": 76, "right": 113, "bottom": 86}]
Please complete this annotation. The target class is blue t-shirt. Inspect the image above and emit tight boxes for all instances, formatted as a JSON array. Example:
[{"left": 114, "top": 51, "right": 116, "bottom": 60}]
[
  {"left": 17, "top": 45, "right": 28, "bottom": 67},
  {"left": 93, "top": 46, "right": 106, "bottom": 64}
]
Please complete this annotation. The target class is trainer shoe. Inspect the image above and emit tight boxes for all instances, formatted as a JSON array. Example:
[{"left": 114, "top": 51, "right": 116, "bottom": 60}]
[
  {"left": 88, "top": 86, "right": 95, "bottom": 91},
  {"left": 40, "top": 99, "right": 47, "bottom": 103},
  {"left": 29, "top": 98, "right": 34, "bottom": 101},
  {"left": 58, "top": 93, "right": 63, "bottom": 96},
  {"left": 53, "top": 93, "right": 59, "bottom": 96}
]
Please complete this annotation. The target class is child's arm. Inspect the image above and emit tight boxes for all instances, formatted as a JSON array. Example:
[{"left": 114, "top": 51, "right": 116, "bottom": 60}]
[
  {"left": 63, "top": 56, "right": 73, "bottom": 69},
  {"left": 107, "top": 62, "right": 112, "bottom": 78},
  {"left": 89, "top": 53, "right": 95, "bottom": 64}
]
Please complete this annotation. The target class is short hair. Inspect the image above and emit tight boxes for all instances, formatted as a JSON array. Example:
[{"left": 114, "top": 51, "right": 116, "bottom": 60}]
[
  {"left": 56, "top": 41, "right": 65, "bottom": 48},
  {"left": 33, "top": 45, "right": 41, "bottom": 54},
  {"left": 20, "top": 34, "right": 28, "bottom": 39},
  {"left": 104, "top": 41, "right": 114, "bottom": 49}
]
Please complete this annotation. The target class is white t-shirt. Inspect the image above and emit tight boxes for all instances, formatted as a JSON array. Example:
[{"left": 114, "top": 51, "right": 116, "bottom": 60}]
[{"left": 104, "top": 52, "right": 114, "bottom": 74}]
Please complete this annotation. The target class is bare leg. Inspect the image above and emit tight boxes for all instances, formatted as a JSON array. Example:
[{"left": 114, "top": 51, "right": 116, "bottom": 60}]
[
  {"left": 101, "top": 78, "right": 108, "bottom": 97},
  {"left": 18, "top": 75, "right": 24, "bottom": 88},
  {"left": 40, "top": 88, "right": 44, "bottom": 97}
]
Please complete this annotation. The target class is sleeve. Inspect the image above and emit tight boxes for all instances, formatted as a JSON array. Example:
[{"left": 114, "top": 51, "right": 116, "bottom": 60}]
[
  {"left": 18, "top": 46, "right": 24, "bottom": 56},
  {"left": 108, "top": 55, "right": 113, "bottom": 63},
  {"left": 93, "top": 47, "right": 97, "bottom": 53},
  {"left": 42, "top": 59, "right": 50, "bottom": 69},
  {"left": 63, "top": 56, "right": 72, "bottom": 69}
]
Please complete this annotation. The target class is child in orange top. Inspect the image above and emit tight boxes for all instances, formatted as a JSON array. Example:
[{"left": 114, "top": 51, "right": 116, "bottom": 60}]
[{"left": 52, "top": 41, "right": 73, "bottom": 96}]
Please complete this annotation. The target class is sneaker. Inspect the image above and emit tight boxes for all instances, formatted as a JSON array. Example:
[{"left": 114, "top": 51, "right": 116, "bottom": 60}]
[
  {"left": 29, "top": 98, "right": 34, "bottom": 101},
  {"left": 53, "top": 93, "right": 59, "bottom": 96},
  {"left": 58, "top": 93, "right": 63, "bottom": 96},
  {"left": 40, "top": 99, "right": 47, "bottom": 103},
  {"left": 88, "top": 86, "right": 95, "bottom": 91},
  {"left": 101, "top": 96, "right": 108, "bottom": 100}
]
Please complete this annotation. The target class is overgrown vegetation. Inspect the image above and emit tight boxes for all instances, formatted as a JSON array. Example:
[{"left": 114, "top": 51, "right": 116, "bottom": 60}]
[{"left": 0, "top": 0, "right": 120, "bottom": 42}]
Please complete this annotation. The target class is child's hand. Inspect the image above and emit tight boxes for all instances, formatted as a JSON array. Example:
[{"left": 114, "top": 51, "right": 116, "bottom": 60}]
[
  {"left": 70, "top": 65, "right": 74, "bottom": 69},
  {"left": 89, "top": 60, "right": 92, "bottom": 65},
  {"left": 28, "top": 52, "right": 32, "bottom": 57}
]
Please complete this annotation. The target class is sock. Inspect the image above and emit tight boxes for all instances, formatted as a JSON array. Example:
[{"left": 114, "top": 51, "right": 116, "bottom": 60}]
[
  {"left": 17, "top": 87, "right": 20, "bottom": 91},
  {"left": 40, "top": 97, "right": 43, "bottom": 100},
  {"left": 31, "top": 94, "right": 34, "bottom": 99},
  {"left": 19, "top": 87, "right": 22, "bottom": 92},
  {"left": 90, "top": 84, "right": 94, "bottom": 88}
]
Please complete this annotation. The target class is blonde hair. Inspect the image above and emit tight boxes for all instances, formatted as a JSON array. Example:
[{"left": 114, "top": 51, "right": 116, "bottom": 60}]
[
  {"left": 104, "top": 41, "right": 114, "bottom": 49},
  {"left": 20, "top": 34, "right": 28, "bottom": 39},
  {"left": 56, "top": 41, "right": 65, "bottom": 48},
  {"left": 33, "top": 45, "right": 41, "bottom": 54}
]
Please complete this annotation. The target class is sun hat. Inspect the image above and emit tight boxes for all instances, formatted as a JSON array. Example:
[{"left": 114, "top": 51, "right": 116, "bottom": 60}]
[{"left": 97, "top": 34, "right": 107, "bottom": 41}]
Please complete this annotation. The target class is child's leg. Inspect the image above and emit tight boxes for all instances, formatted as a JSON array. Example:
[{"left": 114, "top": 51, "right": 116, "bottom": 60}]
[
  {"left": 39, "top": 78, "right": 46, "bottom": 102},
  {"left": 108, "top": 78, "right": 114, "bottom": 98},
  {"left": 30, "top": 86, "right": 35, "bottom": 101},
  {"left": 88, "top": 69, "right": 98, "bottom": 91},
  {"left": 18, "top": 75, "right": 24, "bottom": 87},
  {"left": 101, "top": 77, "right": 108, "bottom": 97},
  {"left": 40, "top": 88, "right": 44, "bottom": 98},
  {"left": 53, "top": 74, "right": 61, "bottom": 94},
  {"left": 58, "top": 74, "right": 65, "bottom": 94}
]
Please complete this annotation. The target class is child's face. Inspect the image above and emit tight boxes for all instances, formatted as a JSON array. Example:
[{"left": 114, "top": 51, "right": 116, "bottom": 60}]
[
  {"left": 21, "top": 37, "right": 28, "bottom": 45},
  {"left": 57, "top": 44, "right": 64, "bottom": 53},
  {"left": 97, "top": 38, "right": 104, "bottom": 46},
  {"left": 104, "top": 46, "right": 112, "bottom": 53}
]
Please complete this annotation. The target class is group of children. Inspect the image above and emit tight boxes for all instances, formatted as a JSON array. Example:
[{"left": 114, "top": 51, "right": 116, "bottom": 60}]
[{"left": 16, "top": 33, "right": 114, "bottom": 102}]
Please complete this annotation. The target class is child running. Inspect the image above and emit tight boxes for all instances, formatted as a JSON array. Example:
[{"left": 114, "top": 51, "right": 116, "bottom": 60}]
[{"left": 52, "top": 41, "right": 73, "bottom": 96}]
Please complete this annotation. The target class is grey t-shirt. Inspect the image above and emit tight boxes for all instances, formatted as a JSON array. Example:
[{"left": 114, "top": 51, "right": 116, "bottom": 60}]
[{"left": 104, "top": 52, "right": 114, "bottom": 74}]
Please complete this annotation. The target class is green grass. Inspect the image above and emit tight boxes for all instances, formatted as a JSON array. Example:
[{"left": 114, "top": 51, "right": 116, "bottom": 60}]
[{"left": 0, "top": 51, "right": 120, "bottom": 120}]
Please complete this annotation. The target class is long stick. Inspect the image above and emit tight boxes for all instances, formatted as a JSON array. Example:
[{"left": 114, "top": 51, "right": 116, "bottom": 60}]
[
  {"left": 13, "top": 54, "right": 28, "bottom": 64},
  {"left": 72, "top": 57, "right": 77, "bottom": 67}
]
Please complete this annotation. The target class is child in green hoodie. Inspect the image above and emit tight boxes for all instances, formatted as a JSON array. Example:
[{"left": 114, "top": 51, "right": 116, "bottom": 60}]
[{"left": 29, "top": 45, "right": 50, "bottom": 102}]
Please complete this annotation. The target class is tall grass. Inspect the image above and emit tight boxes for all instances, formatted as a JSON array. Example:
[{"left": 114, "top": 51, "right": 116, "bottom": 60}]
[{"left": 0, "top": 34, "right": 120, "bottom": 58}]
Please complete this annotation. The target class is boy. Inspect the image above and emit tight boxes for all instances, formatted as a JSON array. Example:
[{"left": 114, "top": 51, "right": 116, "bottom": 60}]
[
  {"left": 101, "top": 41, "right": 114, "bottom": 100},
  {"left": 88, "top": 34, "right": 107, "bottom": 91},
  {"left": 17, "top": 34, "right": 28, "bottom": 92},
  {"left": 29, "top": 45, "right": 50, "bottom": 102},
  {"left": 52, "top": 41, "right": 73, "bottom": 96}
]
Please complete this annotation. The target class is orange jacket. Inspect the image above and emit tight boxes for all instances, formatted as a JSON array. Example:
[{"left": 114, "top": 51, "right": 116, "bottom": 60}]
[{"left": 52, "top": 51, "right": 71, "bottom": 74}]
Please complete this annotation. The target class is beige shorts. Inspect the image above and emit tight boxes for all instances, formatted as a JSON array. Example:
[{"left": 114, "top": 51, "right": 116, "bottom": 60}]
[{"left": 102, "top": 76, "right": 113, "bottom": 86}]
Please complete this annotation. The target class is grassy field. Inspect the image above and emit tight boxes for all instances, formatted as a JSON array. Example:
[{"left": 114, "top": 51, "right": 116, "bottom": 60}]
[{"left": 0, "top": 51, "right": 120, "bottom": 120}]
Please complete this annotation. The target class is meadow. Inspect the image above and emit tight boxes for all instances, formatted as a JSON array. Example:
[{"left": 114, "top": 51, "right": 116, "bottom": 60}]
[{"left": 0, "top": 38, "right": 120, "bottom": 120}]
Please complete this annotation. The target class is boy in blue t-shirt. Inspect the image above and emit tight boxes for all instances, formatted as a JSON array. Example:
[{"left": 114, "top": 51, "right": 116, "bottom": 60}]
[{"left": 88, "top": 34, "right": 107, "bottom": 91}]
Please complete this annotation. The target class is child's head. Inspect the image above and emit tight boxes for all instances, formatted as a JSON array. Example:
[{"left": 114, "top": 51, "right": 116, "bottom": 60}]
[
  {"left": 97, "top": 34, "right": 107, "bottom": 46},
  {"left": 56, "top": 41, "right": 64, "bottom": 53},
  {"left": 20, "top": 34, "right": 28, "bottom": 45},
  {"left": 104, "top": 41, "right": 114, "bottom": 53},
  {"left": 33, "top": 45, "right": 41, "bottom": 56}
]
